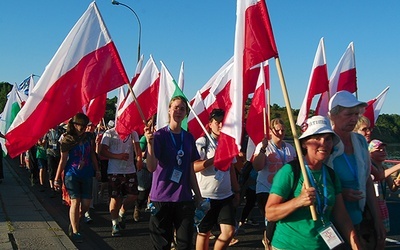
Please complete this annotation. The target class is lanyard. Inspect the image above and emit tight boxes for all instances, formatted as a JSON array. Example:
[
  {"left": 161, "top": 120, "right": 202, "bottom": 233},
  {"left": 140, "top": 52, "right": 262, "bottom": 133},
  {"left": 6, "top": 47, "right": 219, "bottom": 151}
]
[
  {"left": 79, "top": 142, "right": 85, "bottom": 161},
  {"left": 343, "top": 154, "right": 358, "bottom": 184},
  {"left": 168, "top": 127, "right": 184, "bottom": 166},
  {"left": 168, "top": 127, "right": 183, "bottom": 151},
  {"left": 271, "top": 141, "right": 286, "bottom": 163},
  {"left": 305, "top": 164, "right": 328, "bottom": 225}
]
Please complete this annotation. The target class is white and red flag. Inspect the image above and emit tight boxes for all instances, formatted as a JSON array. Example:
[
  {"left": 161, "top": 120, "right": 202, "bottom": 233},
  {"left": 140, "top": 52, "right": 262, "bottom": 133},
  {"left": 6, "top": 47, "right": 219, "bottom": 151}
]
[
  {"left": 297, "top": 38, "right": 329, "bottom": 126},
  {"left": 188, "top": 60, "right": 234, "bottom": 139},
  {"left": 116, "top": 56, "right": 160, "bottom": 139},
  {"left": 5, "top": 2, "right": 129, "bottom": 158},
  {"left": 83, "top": 94, "right": 107, "bottom": 126},
  {"left": 246, "top": 61, "right": 270, "bottom": 160},
  {"left": 316, "top": 42, "right": 356, "bottom": 116},
  {"left": 364, "top": 86, "right": 390, "bottom": 128},
  {"left": 214, "top": 0, "right": 278, "bottom": 171}
]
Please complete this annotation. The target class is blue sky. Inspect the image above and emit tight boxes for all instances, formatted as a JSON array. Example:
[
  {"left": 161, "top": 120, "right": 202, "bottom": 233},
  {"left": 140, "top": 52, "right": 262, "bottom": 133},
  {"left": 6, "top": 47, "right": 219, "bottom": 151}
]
[{"left": 1, "top": 1, "right": 399, "bottom": 115}]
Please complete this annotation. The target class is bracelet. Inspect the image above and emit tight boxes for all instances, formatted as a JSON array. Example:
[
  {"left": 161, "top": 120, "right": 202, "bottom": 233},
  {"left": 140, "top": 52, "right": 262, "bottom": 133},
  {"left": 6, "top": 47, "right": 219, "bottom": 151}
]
[{"left": 259, "top": 147, "right": 266, "bottom": 154}]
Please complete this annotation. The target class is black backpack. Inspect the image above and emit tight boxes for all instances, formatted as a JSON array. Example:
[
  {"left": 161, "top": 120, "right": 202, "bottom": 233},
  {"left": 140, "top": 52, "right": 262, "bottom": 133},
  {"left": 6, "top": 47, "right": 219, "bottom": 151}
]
[{"left": 265, "top": 160, "right": 336, "bottom": 248}]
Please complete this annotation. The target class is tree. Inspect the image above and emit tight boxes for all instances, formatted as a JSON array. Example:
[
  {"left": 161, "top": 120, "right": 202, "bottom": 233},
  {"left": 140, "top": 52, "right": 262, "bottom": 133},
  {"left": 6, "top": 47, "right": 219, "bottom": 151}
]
[{"left": 0, "top": 82, "right": 12, "bottom": 112}]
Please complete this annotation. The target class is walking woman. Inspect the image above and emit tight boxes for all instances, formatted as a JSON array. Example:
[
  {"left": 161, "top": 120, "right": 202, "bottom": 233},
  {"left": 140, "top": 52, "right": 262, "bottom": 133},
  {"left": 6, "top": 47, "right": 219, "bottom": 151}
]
[
  {"left": 144, "top": 95, "right": 202, "bottom": 250},
  {"left": 266, "top": 116, "right": 360, "bottom": 249},
  {"left": 54, "top": 113, "right": 99, "bottom": 242}
]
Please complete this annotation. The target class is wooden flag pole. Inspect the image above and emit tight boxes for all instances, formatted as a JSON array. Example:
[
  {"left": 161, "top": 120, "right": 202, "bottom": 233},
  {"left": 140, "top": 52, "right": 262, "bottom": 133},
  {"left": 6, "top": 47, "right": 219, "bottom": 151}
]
[
  {"left": 126, "top": 83, "right": 147, "bottom": 125},
  {"left": 274, "top": 57, "right": 317, "bottom": 221}
]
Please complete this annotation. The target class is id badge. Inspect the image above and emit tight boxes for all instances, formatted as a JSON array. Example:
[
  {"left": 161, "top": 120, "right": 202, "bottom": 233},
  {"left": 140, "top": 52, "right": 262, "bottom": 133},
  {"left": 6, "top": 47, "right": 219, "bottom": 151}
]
[
  {"left": 214, "top": 170, "right": 224, "bottom": 181},
  {"left": 170, "top": 168, "right": 183, "bottom": 183},
  {"left": 318, "top": 222, "right": 344, "bottom": 249}
]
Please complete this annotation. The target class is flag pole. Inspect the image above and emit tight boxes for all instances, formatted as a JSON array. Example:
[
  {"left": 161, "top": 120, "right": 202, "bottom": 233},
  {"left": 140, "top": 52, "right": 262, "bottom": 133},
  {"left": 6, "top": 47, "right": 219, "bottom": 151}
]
[
  {"left": 274, "top": 57, "right": 317, "bottom": 221},
  {"left": 125, "top": 83, "right": 147, "bottom": 125},
  {"left": 186, "top": 101, "right": 217, "bottom": 149}
]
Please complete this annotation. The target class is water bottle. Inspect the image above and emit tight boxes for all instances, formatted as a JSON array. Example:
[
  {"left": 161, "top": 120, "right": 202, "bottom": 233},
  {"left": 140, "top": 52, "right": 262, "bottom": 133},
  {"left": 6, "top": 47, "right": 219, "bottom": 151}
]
[
  {"left": 194, "top": 198, "right": 211, "bottom": 226},
  {"left": 146, "top": 202, "right": 158, "bottom": 215}
]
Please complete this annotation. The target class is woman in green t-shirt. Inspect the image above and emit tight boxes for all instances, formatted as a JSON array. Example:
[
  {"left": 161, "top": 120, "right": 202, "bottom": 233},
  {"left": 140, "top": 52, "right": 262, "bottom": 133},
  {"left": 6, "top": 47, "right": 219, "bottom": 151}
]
[{"left": 266, "top": 116, "right": 361, "bottom": 250}]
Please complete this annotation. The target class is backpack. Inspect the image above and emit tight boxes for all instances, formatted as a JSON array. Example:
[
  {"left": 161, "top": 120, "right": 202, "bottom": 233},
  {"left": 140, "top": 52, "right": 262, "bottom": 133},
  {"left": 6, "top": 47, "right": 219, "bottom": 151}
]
[{"left": 264, "top": 160, "right": 336, "bottom": 249}]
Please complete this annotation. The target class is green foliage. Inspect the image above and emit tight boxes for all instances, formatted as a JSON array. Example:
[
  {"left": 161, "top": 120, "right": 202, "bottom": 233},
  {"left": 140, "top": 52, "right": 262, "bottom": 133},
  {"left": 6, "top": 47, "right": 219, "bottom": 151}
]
[
  {"left": 104, "top": 96, "right": 117, "bottom": 124},
  {"left": 0, "top": 82, "right": 12, "bottom": 112}
]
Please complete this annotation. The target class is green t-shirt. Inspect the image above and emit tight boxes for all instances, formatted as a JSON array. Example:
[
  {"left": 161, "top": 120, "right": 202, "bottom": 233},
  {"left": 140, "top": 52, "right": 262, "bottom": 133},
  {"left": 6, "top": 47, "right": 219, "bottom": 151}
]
[{"left": 270, "top": 163, "right": 342, "bottom": 250}]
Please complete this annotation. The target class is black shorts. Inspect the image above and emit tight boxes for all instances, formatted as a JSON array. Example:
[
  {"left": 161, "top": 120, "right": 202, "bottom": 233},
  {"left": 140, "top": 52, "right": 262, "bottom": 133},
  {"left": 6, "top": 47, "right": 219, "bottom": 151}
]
[
  {"left": 197, "top": 195, "right": 236, "bottom": 233},
  {"left": 108, "top": 173, "right": 138, "bottom": 197}
]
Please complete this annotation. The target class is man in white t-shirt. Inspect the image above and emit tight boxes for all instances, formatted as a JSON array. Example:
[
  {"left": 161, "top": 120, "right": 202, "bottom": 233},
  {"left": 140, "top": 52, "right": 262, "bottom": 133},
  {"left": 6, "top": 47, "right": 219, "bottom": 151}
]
[
  {"left": 194, "top": 109, "right": 241, "bottom": 249},
  {"left": 100, "top": 127, "right": 142, "bottom": 237}
]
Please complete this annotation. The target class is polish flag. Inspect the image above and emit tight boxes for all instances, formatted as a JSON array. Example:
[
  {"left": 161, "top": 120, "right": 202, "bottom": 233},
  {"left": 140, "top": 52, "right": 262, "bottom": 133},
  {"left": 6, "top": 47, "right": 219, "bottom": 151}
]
[
  {"left": 5, "top": 2, "right": 129, "bottom": 158},
  {"left": 116, "top": 56, "right": 160, "bottom": 139},
  {"left": 83, "top": 94, "right": 107, "bottom": 126},
  {"left": 316, "top": 42, "right": 356, "bottom": 116},
  {"left": 296, "top": 38, "right": 329, "bottom": 126},
  {"left": 364, "top": 86, "right": 390, "bottom": 128},
  {"left": 214, "top": 0, "right": 278, "bottom": 171},
  {"left": 246, "top": 61, "right": 270, "bottom": 160},
  {"left": 188, "top": 61, "right": 234, "bottom": 139}
]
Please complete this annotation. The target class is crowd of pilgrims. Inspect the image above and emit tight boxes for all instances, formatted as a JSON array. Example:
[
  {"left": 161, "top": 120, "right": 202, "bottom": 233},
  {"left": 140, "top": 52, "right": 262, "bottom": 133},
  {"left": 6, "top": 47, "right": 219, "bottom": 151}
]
[{"left": 16, "top": 90, "right": 400, "bottom": 250}]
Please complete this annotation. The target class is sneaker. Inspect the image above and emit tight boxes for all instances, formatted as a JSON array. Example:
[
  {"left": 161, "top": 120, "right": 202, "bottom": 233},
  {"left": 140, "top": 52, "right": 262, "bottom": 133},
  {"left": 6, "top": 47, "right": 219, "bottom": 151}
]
[
  {"left": 245, "top": 218, "right": 259, "bottom": 226},
  {"left": 84, "top": 213, "right": 93, "bottom": 224},
  {"left": 119, "top": 215, "right": 126, "bottom": 229},
  {"left": 229, "top": 238, "right": 239, "bottom": 246},
  {"left": 72, "top": 232, "right": 83, "bottom": 243},
  {"left": 111, "top": 224, "right": 121, "bottom": 237},
  {"left": 133, "top": 207, "right": 140, "bottom": 222},
  {"left": 209, "top": 232, "right": 216, "bottom": 240}
]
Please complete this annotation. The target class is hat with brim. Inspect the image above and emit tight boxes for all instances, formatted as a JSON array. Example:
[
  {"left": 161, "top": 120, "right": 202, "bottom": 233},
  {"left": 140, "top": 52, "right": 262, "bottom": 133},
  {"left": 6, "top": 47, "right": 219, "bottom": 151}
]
[
  {"left": 299, "top": 115, "right": 340, "bottom": 146},
  {"left": 328, "top": 90, "right": 367, "bottom": 111}
]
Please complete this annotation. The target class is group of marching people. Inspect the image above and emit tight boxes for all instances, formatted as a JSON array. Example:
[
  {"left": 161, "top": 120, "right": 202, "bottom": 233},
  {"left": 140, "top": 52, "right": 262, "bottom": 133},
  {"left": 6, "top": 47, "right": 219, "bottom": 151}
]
[
  {"left": 142, "top": 90, "right": 400, "bottom": 250},
  {"left": 35, "top": 90, "right": 400, "bottom": 249}
]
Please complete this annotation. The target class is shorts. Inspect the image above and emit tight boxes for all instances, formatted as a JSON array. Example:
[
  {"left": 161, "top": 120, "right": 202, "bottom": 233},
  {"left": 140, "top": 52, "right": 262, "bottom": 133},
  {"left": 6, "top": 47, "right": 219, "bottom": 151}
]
[
  {"left": 108, "top": 173, "right": 139, "bottom": 198},
  {"left": 64, "top": 175, "right": 93, "bottom": 199},
  {"left": 37, "top": 158, "right": 47, "bottom": 170},
  {"left": 197, "top": 195, "right": 236, "bottom": 233}
]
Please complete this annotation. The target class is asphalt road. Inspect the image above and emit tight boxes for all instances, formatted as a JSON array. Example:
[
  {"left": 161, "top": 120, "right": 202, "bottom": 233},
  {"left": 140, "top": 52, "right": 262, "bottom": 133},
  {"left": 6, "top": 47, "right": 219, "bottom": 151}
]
[{"left": 11, "top": 157, "right": 400, "bottom": 250}]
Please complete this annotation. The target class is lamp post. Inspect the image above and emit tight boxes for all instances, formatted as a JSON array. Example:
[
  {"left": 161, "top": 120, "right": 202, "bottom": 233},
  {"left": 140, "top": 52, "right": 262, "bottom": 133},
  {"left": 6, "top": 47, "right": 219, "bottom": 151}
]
[{"left": 111, "top": 0, "right": 142, "bottom": 63}]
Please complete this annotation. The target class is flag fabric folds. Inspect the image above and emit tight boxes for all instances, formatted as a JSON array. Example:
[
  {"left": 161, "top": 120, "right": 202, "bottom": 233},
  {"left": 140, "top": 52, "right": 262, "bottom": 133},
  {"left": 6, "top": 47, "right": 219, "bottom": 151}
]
[
  {"left": 246, "top": 61, "right": 269, "bottom": 161},
  {"left": 316, "top": 42, "right": 356, "bottom": 116},
  {"left": 82, "top": 94, "right": 107, "bottom": 126},
  {"left": 116, "top": 56, "right": 160, "bottom": 139},
  {"left": 297, "top": 38, "right": 329, "bottom": 126},
  {"left": 214, "top": 0, "right": 278, "bottom": 171},
  {"left": 364, "top": 86, "right": 390, "bottom": 128},
  {"left": 187, "top": 60, "right": 234, "bottom": 140},
  {"left": 5, "top": 2, "right": 129, "bottom": 158}
]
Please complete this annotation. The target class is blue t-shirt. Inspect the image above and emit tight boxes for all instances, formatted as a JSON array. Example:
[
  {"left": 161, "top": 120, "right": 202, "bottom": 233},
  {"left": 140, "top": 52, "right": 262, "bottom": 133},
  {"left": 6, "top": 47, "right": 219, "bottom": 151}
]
[
  {"left": 150, "top": 126, "right": 200, "bottom": 202},
  {"left": 332, "top": 153, "right": 362, "bottom": 224},
  {"left": 64, "top": 134, "right": 95, "bottom": 179}
]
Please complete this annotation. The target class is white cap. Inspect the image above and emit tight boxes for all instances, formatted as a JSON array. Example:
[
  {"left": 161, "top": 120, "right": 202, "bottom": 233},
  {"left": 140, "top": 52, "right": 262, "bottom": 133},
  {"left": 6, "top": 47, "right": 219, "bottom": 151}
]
[
  {"left": 299, "top": 115, "right": 340, "bottom": 146},
  {"left": 108, "top": 120, "right": 115, "bottom": 128},
  {"left": 329, "top": 90, "right": 367, "bottom": 111}
]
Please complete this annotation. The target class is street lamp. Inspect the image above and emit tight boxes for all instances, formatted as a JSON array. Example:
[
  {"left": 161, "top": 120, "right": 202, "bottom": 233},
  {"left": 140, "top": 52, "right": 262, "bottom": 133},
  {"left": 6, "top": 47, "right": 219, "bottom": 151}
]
[{"left": 111, "top": 0, "right": 142, "bottom": 63}]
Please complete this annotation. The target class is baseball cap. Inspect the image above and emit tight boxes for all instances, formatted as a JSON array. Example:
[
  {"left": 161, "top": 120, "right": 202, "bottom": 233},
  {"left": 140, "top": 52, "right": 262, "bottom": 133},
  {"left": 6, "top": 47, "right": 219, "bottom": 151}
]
[
  {"left": 368, "top": 139, "right": 387, "bottom": 152},
  {"left": 328, "top": 90, "right": 367, "bottom": 111},
  {"left": 299, "top": 115, "right": 340, "bottom": 146}
]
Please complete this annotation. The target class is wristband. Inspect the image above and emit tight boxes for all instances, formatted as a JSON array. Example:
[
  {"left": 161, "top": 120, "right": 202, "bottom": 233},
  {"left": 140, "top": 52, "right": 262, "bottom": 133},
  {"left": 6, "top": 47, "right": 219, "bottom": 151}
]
[{"left": 259, "top": 147, "right": 266, "bottom": 154}]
